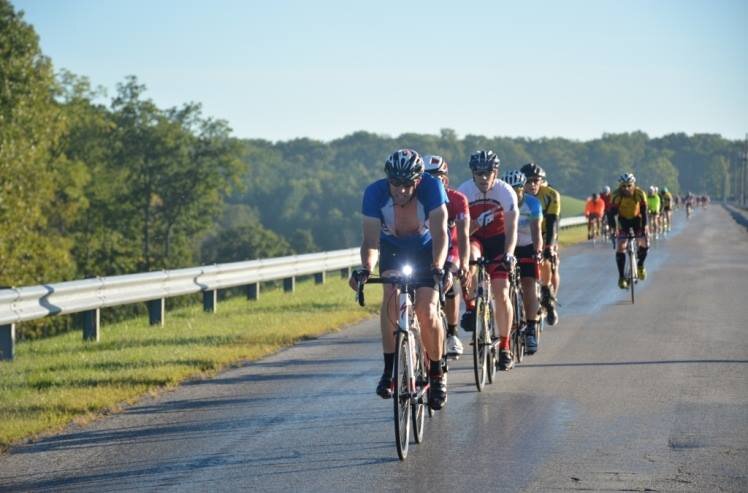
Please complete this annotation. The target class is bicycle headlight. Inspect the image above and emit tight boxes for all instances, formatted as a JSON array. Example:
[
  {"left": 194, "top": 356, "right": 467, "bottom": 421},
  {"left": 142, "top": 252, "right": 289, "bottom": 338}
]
[{"left": 401, "top": 264, "right": 413, "bottom": 277}]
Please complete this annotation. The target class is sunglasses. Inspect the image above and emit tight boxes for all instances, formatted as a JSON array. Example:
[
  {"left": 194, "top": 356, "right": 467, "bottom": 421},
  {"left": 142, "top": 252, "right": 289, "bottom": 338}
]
[
  {"left": 473, "top": 171, "right": 494, "bottom": 178},
  {"left": 527, "top": 178, "right": 542, "bottom": 184},
  {"left": 389, "top": 178, "right": 416, "bottom": 188}
]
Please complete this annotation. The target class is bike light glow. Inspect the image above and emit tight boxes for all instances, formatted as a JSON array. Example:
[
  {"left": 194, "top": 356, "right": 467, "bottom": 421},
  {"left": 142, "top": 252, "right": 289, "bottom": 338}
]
[{"left": 402, "top": 264, "right": 413, "bottom": 277}]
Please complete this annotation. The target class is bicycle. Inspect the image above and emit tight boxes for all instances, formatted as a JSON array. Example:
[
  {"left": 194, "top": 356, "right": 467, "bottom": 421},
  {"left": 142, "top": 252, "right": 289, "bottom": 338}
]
[
  {"left": 468, "top": 257, "right": 500, "bottom": 391},
  {"left": 508, "top": 260, "right": 526, "bottom": 364},
  {"left": 356, "top": 266, "right": 443, "bottom": 460},
  {"left": 620, "top": 228, "right": 639, "bottom": 304}
]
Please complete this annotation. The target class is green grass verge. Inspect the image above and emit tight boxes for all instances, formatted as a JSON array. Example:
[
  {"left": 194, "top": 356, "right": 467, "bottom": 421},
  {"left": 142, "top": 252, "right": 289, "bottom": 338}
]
[
  {"left": 0, "top": 224, "right": 588, "bottom": 451},
  {"left": 0, "top": 277, "right": 378, "bottom": 450},
  {"left": 561, "top": 195, "right": 586, "bottom": 217}
]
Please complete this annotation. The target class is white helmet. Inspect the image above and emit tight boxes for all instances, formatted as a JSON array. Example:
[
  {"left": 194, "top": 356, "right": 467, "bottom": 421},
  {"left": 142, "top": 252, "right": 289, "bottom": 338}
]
[
  {"left": 423, "top": 155, "right": 448, "bottom": 174},
  {"left": 501, "top": 169, "right": 527, "bottom": 188},
  {"left": 619, "top": 173, "right": 636, "bottom": 185}
]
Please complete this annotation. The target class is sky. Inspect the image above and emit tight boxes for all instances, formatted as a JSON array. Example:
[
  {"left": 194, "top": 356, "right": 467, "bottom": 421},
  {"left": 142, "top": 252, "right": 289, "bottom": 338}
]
[{"left": 12, "top": 0, "right": 748, "bottom": 142}]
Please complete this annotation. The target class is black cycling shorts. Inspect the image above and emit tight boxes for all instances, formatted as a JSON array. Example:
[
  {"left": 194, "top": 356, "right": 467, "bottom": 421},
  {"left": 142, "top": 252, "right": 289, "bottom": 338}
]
[{"left": 515, "top": 244, "right": 539, "bottom": 280}]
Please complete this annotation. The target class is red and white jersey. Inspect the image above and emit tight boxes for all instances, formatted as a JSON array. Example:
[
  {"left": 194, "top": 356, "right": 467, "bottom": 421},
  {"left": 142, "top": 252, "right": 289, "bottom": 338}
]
[{"left": 457, "top": 179, "right": 518, "bottom": 239}]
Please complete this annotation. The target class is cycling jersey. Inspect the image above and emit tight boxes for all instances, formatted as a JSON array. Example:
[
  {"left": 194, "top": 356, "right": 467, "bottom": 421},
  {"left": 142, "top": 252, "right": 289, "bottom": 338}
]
[
  {"left": 646, "top": 194, "right": 661, "bottom": 214},
  {"left": 600, "top": 192, "right": 612, "bottom": 211},
  {"left": 531, "top": 185, "right": 560, "bottom": 246},
  {"left": 535, "top": 185, "right": 560, "bottom": 216},
  {"left": 610, "top": 187, "right": 647, "bottom": 220},
  {"left": 517, "top": 194, "right": 542, "bottom": 247},
  {"left": 362, "top": 173, "right": 447, "bottom": 249},
  {"left": 584, "top": 197, "right": 605, "bottom": 218},
  {"left": 456, "top": 179, "right": 517, "bottom": 239},
  {"left": 660, "top": 191, "right": 672, "bottom": 209},
  {"left": 445, "top": 187, "right": 469, "bottom": 266}
]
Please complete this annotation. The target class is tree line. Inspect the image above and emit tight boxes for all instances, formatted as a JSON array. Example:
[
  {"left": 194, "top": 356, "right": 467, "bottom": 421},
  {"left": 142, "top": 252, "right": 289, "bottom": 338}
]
[{"left": 1, "top": 0, "right": 743, "bottom": 293}]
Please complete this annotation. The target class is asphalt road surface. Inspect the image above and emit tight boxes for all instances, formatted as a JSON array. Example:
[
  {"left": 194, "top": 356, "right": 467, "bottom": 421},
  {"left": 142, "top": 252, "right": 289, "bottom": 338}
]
[{"left": 1, "top": 205, "right": 746, "bottom": 492}]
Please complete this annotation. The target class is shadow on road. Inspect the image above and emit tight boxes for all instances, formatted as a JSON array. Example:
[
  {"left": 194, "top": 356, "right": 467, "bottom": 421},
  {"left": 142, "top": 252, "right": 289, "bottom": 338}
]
[{"left": 520, "top": 359, "right": 748, "bottom": 368}]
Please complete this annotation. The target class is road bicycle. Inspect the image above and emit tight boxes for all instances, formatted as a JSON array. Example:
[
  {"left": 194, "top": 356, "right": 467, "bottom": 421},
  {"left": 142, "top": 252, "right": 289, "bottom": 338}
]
[
  {"left": 620, "top": 228, "right": 639, "bottom": 304},
  {"left": 356, "top": 266, "right": 443, "bottom": 460},
  {"left": 508, "top": 260, "right": 527, "bottom": 364},
  {"left": 468, "top": 257, "right": 500, "bottom": 391}
]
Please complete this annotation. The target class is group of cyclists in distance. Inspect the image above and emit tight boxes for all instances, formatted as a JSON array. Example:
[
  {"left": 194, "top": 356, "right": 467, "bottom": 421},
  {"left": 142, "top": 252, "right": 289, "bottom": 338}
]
[{"left": 348, "top": 148, "right": 561, "bottom": 411}]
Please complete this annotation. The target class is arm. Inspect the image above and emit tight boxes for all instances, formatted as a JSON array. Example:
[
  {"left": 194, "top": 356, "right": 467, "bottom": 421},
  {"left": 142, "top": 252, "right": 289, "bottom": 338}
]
[
  {"left": 543, "top": 214, "right": 558, "bottom": 247},
  {"left": 503, "top": 207, "right": 519, "bottom": 256},
  {"left": 455, "top": 216, "right": 470, "bottom": 273},
  {"left": 531, "top": 217, "right": 543, "bottom": 254},
  {"left": 360, "top": 217, "right": 380, "bottom": 272},
  {"left": 429, "top": 204, "right": 449, "bottom": 270}
]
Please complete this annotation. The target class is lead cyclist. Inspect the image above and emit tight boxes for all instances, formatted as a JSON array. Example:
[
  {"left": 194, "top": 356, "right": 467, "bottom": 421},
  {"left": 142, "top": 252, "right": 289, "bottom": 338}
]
[{"left": 349, "top": 149, "right": 451, "bottom": 410}]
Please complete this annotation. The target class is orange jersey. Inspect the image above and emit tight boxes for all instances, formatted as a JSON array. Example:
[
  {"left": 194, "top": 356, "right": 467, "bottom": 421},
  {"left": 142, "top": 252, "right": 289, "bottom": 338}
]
[{"left": 584, "top": 197, "right": 605, "bottom": 217}]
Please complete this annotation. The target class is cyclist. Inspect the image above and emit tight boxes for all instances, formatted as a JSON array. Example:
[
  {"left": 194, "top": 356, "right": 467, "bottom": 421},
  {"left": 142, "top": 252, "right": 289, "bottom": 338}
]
[
  {"left": 607, "top": 173, "right": 649, "bottom": 289},
  {"left": 457, "top": 150, "right": 519, "bottom": 370},
  {"left": 423, "top": 155, "right": 470, "bottom": 358},
  {"left": 502, "top": 169, "right": 543, "bottom": 354},
  {"left": 660, "top": 186, "right": 673, "bottom": 232},
  {"left": 521, "top": 162, "right": 561, "bottom": 326},
  {"left": 646, "top": 186, "right": 661, "bottom": 238},
  {"left": 600, "top": 185, "right": 613, "bottom": 240},
  {"left": 349, "top": 149, "right": 450, "bottom": 409},
  {"left": 584, "top": 193, "right": 606, "bottom": 240}
]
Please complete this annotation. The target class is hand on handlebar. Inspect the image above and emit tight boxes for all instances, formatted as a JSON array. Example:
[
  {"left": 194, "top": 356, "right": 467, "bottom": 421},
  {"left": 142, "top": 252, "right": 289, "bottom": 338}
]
[{"left": 348, "top": 268, "right": 370, "bottom": 291}]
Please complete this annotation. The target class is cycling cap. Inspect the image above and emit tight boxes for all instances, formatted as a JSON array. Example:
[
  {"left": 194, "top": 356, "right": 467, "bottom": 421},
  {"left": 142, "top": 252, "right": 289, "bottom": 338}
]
[
  {"left": 602, "top": 185, "right": 611, "bottom": 194},
  {"left": 385, "top": 149, "right": 424, "bottom": 182},
  {"left": 423, "top": 155, "right": 448, "bottom": 174},
  {"left": 520, "top": 162, "right": 546, "bottom": 179},
  {"left": 618, "top": 173, "right": 636, "bottom": 184},
  {"left": 501, "top": 169, "right": 526, "bottom": 188},
  {"left": 469, "top": 150, "right": 500, "bottom": 172}
]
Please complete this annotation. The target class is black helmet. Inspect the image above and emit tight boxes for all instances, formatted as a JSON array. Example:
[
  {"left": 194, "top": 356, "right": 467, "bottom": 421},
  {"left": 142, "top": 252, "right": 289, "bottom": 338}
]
[
  {"left": 384, "top": 149, "right": 424, "bottom": 182},
  {"left": 520, "top": 162, "right": 546, "bottom": 180},
  {"left": 468, "top": 150, "right": 500, "bottom": 172}
]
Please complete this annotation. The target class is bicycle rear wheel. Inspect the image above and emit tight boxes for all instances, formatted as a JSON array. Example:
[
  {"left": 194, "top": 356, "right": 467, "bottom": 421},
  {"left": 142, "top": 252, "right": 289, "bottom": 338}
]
[
  {"left": 487, "top": 302, "right": 497, "bottom": 383},
  {"left": 513, "top": 288, "right": 526, "bottom": 364},
  {"left": 393, "top": 331, "right": 411, "bottom": 460},
  {"left": 473, "top": 297, "right": 488, "bottom": 391}
]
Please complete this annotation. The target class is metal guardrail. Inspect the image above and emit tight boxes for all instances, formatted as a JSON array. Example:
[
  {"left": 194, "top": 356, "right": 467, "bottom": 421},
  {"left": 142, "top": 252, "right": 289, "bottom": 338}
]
[{"left": 0, "top": 216, "right": 586, "bottom": 360}]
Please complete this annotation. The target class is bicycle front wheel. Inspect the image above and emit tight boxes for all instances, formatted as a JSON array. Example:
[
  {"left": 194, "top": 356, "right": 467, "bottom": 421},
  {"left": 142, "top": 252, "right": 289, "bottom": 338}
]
[
  {"left": 473, "top": 297, "right": 488, "bottom": 391},
  {"left": 627, "top": 248, "right": 636, "bottom": 304},
  {"left": 412, "top": 337, "right": 426, "bottom": 444},
  {"left": 393, "top": 331, "right": 411, "bottom": 460},
  {"left": 487, "top": 302, "right": 497, "bottom": 383}
]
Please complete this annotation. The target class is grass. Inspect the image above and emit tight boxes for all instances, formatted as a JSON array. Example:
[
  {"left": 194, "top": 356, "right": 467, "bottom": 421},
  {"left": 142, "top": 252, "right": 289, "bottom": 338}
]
[
  {"left": 0, "top": 277, "right": 378, "bottom": 450},
  {"left": 0, "top": 223, "right": 588, "bottom": 451},
  {"left": 561, "top": 195, "right": 586, "bottom": 217}
]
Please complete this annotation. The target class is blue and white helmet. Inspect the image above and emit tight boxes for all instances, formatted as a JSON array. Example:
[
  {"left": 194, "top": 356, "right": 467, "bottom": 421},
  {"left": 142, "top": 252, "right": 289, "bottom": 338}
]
[
  {"left": 619, "top": 173, "right": 636, "bottom": 185},
  {"left": 501, "top": 169, "right": 526, "bottom": 188},
  {"left": 384, "top": 149, "right": 424, "bottom": 182}
]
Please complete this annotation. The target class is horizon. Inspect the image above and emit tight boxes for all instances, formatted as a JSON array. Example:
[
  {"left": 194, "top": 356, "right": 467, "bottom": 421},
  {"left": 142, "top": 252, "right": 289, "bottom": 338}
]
[{"left": 12, "top": 0, "right": 748, "bottom": 142}]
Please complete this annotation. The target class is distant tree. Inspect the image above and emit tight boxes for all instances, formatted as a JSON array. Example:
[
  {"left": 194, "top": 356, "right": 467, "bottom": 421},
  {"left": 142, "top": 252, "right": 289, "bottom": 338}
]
[{"left": 201, "top": 222, "right": 293, "bottom": 264}]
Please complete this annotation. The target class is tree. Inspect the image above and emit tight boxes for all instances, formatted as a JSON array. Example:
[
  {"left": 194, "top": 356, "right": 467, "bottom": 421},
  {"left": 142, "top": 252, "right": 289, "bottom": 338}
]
[{"left": 0, "top": 1, "right": 74, "bottom": 285}]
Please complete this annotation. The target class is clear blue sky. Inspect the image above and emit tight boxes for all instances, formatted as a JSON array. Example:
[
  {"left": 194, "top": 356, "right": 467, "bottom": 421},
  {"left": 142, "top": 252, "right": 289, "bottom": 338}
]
[{"left": 13, "top": 0, "right": 748, "bottom": 142}]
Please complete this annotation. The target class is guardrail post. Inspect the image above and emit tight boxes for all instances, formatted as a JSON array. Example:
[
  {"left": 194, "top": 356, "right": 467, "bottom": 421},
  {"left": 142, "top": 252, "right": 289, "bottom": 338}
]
[
  {"left": 340, "top": 267, "right": 351, "bottom": 279},
  {"left": 0, "top": 324, "right": 15, "bottom": 361},
  {"left": 314, "top": 272, "right": 325, "bottom": 285},
  {"left": 82, "top": 309, "right": 100, "bottom": 342},
  {"left": 203, "top": 290, "right": 217, "bottom": 313},
  {"left": 246, "top": 283, "right": 259, "bottom": 301},
  {"left": 283, "top": 277, "right": 295, "bottom": 293},
  {"left": 148, "top": 299, "right": 165, "bottom": 327}
]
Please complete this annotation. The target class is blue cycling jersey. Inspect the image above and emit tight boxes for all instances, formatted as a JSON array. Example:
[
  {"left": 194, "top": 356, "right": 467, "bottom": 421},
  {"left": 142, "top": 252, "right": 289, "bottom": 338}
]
[
  {"left": 517, "top": 194, "right": 543, "bottom": 246},
  {"left": 362, "top": 173, "right": 447, "bottom": 249}
]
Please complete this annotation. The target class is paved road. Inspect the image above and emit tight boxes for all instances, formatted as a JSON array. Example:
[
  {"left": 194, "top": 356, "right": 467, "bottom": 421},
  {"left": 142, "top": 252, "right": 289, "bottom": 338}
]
[{"left": 1, "top": 206, "right": 746, "bottom": 492}]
